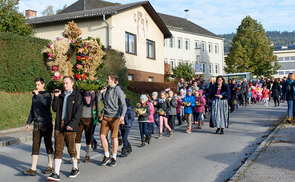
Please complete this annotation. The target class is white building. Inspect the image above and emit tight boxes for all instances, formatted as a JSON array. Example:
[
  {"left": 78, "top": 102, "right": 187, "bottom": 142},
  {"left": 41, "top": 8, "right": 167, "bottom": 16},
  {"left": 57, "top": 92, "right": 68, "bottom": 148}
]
[
  {"left": 159, "top": 13, "right": 224, "bottom": 80},
  {"left": 273, "top": 45, "right": 295, "bottom": 78}
]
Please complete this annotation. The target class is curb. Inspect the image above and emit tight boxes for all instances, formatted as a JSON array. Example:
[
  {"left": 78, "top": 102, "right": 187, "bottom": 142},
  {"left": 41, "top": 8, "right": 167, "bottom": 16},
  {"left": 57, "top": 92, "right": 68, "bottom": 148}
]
[
  {"left": 0, "top": 125, "right": 33, "bottom": 135},
  {"left": 0, "top": 135, "right": 33, "bottom": 147},
  {"left": 228, "top": 122, "right": 284, "bottom": 182}
]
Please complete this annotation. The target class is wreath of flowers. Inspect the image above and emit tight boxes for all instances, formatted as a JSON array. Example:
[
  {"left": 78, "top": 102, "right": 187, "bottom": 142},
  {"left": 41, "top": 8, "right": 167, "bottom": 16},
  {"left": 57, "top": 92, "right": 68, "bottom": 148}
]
[{"left": 42, "top": 21, "right": 107, "bottom": 91}]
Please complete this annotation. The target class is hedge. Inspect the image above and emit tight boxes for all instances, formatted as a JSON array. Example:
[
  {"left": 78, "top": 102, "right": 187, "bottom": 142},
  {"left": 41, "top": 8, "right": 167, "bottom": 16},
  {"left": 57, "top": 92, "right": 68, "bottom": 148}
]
[
  {"left": 0, "top": 32, "right": 51, "bottom": 92},
  {"left": 128, "top": 81, "right": 177, "bottom": 95}
]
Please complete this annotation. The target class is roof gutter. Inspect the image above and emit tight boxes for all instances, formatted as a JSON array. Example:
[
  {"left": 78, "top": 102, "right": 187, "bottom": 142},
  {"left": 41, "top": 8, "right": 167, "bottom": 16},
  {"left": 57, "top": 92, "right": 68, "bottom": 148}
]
[{"left": 103, "top": 14, "right": 109, "bottom": 48}]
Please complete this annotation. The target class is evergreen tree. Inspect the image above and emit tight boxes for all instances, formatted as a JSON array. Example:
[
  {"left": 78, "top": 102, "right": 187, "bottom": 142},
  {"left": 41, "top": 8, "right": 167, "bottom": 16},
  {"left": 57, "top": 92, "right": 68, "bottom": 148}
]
[
  {"left": 0, "top": 0, "right": 34, "bottom": 36},
  {"left": 225, "top": 16, "right": 280, "bottom": 78},
  {"left": 171, "top": 62, "right": 193, "bottom": 81}
]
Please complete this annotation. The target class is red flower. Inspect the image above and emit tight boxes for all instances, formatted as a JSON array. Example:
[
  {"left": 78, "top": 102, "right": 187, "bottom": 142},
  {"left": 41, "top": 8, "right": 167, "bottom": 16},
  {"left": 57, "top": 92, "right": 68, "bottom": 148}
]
[
  {"left": 77, "top": 43, "right": 80, "bottom": 46},
  {"left": 76, "top": 74, "right": 81, "bottom": 80},
  {"left": 85, "top": 56, "right": 88, "bottom": 61},
  {"left": 85, "top": 44, "right": 88, "bottom": 47},
  {"left": 77, "top": 56, "right": 81, "bottom": 61},
  {"left": 82, "top": 73, "right": 86, "bottom": 79}
]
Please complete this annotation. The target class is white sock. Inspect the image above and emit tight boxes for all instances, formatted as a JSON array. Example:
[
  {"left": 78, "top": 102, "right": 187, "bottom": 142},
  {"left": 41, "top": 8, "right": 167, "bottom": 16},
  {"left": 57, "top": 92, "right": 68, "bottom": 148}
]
[
  {"left": 112, "top": 154, "right": 117, "bottom": 160},
  {"left": 31, "top": 155, "right": 39, "bottom": 170},
  {"left": 48, "top": 154, "right": 53, "bottom": 167},
  {"left": 54, "top": 159, "right": 62, "bottom": 175},
  {"left": 76, "top": 143, "right": 81, "bottom": 160},
  {"left": 105, "top": 151, "right": 110, "bottom": 157},
  {"left": 72, "top": 157, "right": 78, "bottom": 169},
  {"left": 86, "top": 145, "right": 91, "bottom": 156}
]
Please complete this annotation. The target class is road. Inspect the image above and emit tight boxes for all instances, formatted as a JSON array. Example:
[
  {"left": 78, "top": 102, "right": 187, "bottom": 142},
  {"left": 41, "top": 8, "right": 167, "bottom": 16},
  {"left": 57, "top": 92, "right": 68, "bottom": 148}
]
[{"left": 0, "top": 101, "right": 287, "bottom": 182}]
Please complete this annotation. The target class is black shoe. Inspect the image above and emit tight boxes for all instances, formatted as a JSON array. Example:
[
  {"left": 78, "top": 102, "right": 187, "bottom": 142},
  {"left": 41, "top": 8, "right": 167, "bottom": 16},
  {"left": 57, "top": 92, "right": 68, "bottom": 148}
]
[
  {"left": 110, "top": 158, "right": 117, "bottom": 167},
  {"left": 127, "top": 145, "right": 132, "bottom": 154},
  {"left": 47, "top": 173, "right": 60, "bottom": 181},
  {"left": 69, "top": 168, "right": 80, "bottom": 178},
  {"left": 118, "top": 138, "right": 123, "bottom": 146},
  {"left": 215, "top": 128, "right": 220, "bottom": 134},
  {"left": 101, "top": 156, "right": 111, "bottom": 166},
  {"left": 22, "top": 168, "right": 36, "bottom": 176},
  {"left": 220, "top": 129, "right": 224, "bottom": 134},
  {"left": 120, "top": 147, "right": 128, "bottom": 157}
]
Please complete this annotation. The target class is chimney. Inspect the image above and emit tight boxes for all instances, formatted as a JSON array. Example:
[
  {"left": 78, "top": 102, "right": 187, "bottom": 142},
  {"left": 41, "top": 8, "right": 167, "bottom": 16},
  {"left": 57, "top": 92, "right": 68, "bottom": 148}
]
[{"left": 25, "top": 10, "right": 37, "bottom": 18}]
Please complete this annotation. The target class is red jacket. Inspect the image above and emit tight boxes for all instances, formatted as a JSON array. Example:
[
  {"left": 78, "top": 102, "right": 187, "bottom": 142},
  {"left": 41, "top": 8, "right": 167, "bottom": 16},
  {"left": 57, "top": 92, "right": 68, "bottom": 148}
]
[
  {"left": 262, "top": 90, "right": 270, "bottom": 99},
  {"left": 251, "top": 89, "right": 257, "bottom": 97},
  {"left": 194, "top": 96, "right": 205, "bottom": 113}
]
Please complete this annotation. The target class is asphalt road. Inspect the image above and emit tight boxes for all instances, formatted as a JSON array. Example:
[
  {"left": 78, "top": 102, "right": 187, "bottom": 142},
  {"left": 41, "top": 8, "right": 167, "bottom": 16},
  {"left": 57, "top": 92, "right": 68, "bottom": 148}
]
[{"left": 0, "top": 101, "right": 287, "bottom": 182}]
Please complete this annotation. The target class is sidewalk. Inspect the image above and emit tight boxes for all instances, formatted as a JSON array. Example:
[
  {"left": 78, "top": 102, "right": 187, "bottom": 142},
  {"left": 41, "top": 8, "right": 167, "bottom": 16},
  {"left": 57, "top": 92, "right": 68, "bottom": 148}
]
[
  {"left": 0, "top": 126, "right": 33, "bottom": 147},
  {"left": 230, "top": 122, "right": 295, "bottom": 182}
]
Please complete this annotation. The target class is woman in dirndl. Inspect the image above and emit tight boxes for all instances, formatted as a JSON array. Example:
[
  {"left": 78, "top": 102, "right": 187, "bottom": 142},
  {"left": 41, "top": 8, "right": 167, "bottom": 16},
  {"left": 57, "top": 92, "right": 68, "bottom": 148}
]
[{"left": 209, "top": 76, "right": 231, "bottom": 134}]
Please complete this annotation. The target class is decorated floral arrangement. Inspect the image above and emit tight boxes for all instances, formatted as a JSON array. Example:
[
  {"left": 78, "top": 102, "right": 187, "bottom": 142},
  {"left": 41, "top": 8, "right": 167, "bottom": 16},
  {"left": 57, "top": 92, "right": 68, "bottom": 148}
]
[
  {"left": 135, "top": 108, "right": 147, "bottom": 115},
  {"left": 42, "top": 21, "right": 107, "bottom": 91},
  {"left": 182, "top": 102, "right": 190, "bottom": 106},
  {"left": 157, "top": 108, "right": 166, "bottom": 115}
]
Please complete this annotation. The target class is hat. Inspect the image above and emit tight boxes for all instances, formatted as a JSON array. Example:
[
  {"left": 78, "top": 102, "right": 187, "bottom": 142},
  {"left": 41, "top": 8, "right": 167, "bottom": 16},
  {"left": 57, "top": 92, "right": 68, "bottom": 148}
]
[
  {"left": 152, "top": 91, "right": 158, "bottom": 97},
  {"left": 187, "top": 89, "right": 192, "bottom": 93},
  {"left": 180, "top": 89, "right": 184, "bottom": 93},
  {"left": 140, "top": 94, "right": 147, "bottom": 102}
]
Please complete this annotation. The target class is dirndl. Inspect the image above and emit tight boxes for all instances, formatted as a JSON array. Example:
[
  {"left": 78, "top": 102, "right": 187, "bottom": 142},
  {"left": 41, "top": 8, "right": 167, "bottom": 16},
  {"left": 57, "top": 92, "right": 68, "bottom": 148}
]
[{"left": 210, "top": 99, "right": 229, "bottom": 128}]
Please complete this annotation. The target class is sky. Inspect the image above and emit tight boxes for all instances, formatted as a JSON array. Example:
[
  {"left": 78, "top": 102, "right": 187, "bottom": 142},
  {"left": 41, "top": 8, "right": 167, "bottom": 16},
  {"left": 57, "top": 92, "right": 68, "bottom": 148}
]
[{"left": 18, "top": 0, "right": 295, "bottom": 35}]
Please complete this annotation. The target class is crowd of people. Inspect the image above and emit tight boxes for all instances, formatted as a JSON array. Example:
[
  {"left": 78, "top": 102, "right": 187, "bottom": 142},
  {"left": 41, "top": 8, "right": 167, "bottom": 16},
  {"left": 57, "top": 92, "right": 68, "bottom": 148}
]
[{"left": 22, "top": 72, "right": 295, "bottom": 181}]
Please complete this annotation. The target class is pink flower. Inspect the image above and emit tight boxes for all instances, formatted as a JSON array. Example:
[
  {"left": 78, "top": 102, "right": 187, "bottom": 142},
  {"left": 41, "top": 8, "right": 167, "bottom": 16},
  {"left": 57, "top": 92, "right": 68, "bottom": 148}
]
[
  {"left": 85, "top": 68, "right": 87, "bottom": 73},
  {"left": 50, "top": 44, "right": 54, "bottom": 49},
  {"left": 76, "top": 64, "right": 82, "bottom": 69},
  {"left": 78, "top": 48, "right": 83, "bottom": 53},
  {"left": 67, "top": 39, "right": 71, "bottom": 43},
  {"left": 57, "top": 37, "right": 62, "bottom": 41},
  {"left": 53, "top": 55, "right": 56, "bottom": 58},
  {"left": 53, "top": 72, "right": 61, "bottom": 80},
  {"left": 48, "top": 57, "right": 52, "bottom": 60},
  {"left": 48, "top": 53, "right": 52, "bottom": 57},
  {"left": 53, "top": 65, "right": 58, "bottom": 71}
]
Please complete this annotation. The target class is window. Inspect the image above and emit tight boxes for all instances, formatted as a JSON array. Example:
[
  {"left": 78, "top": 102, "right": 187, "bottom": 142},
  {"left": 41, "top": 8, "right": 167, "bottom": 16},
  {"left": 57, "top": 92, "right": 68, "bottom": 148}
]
[
  {"left": 196, "top": 55, "right": 200, "bottom": 63},
  {"left": 170, "top": 60, "right": 174, "bottom": 69},
  {"left": 215, "top": 44, "right": 218, "bottom": 54},
  {"left": 170, "top": 37, "right": 174, "bottom": 48},
  {"left": 215, "top": 64, "right": 219, "bottom": 74},
  {"left": 125, "top": 32, "right": 136, "bottom": 54},
  {"left": 164, "top": 58, "right": 168, "bottom": 63},
  {"left": 128, "top": 74, "right": 134, "bottom": 81},
  {"left": 178, "top": 60, "right": 182, "bottom": 65},
  {"left": 148, "top": 77, "right": 154, "bottom": 82},
  {"left": 185, "top": 39, "right": 189, "bottom": 50},
  {"left": 278, "top": 57, "right": 283, "bottom": 61},
  {"left": 146, "top": 39, "right": 155, "bottom": 59},
  {"left": 209, "top": 64, "right": 213, "bottom": 74},
  {"left": 208, "top": 43, "right": 212, "bottom": 53},
  {"left": 202, "top": 42, "right": 206, "bottom": 52},
  {"left": 285, "top": 57, "right": 290, "bottom": 61},
  {"left": 202, "top": 63, "right": 206, "bottom": 73},
  {"left": 292, "top": 57, "right": 295, "bottom": 60},
  {"left": 278, "top": 71, "right": 284, "bottom": 75},
  {"left": 178, "top": 38, "right": 182, "bottom": 49},
  {"left": 195, "top": 41, "right": 198, "bottom": 49}
]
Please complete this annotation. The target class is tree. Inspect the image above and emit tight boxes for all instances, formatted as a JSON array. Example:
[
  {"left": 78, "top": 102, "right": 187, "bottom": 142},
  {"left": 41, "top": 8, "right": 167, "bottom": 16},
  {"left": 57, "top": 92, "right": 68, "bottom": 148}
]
[
  {"left": 42, "top": 5, "right": 54, "bottom": 16},
  {"left": 224, "top": 16, "right": 280, "bottom": 78},
  {"left": 0, "top": 0, "right": 34, "bottom": 36},
  {"left": 171, "top": 62, "right": 193, "bottom": 81},
  {"left": 56, "top": 4, "right": 67, "bottom": 14}
]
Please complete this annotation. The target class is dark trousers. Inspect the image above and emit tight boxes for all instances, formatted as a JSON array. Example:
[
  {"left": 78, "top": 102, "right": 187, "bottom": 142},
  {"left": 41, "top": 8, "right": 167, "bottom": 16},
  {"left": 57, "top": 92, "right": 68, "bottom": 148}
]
[
  {"left": 242, "top": 93, "right": 248, "bottom": 105},
  {"left": 120, "top": 127, "right": 130, "bottom": 148},
  {"left": 92, "top": 124, "right": 97, "bottom": 145},
  {"left": 273, "top": 97, "right": 280, "bottom": 106},
  {"left": 75, "top": 118, "right": 93, "bottom": 145},
  {"left": 148, "top": 122, "right": 154, "bottom": 135},
  {"left": 193, "top": 112, "right": 202, "bottom": 121},
  {"left": 229, "top": 95, "right": 236, "bottom": 111},
  {"left": 168, "top": 115, "right": 175, "bottom": 130},
  {"left": 176, "top": 113, "right": 181, "bottom": 125},
  {"left": 139, "top": 122, "right": 150, "bottom": 140},
  {"left": 32, "top": 122, "right": 53, "bottom": 155}
]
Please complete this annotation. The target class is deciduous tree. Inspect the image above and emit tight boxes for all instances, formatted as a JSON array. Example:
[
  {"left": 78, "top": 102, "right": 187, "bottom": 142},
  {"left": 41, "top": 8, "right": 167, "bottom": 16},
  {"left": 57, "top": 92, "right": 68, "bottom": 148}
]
[
  {"left": 225, "top": 16, "right": 280, "bottom": 78},
  {"left": 0, "top": 0, "right": 34, "bottom": 36},
  {"left": 171, "top": 62, "right": 193, "bottom": 81},
  {"left": 42, "top": 5, "right": 54, "bottom": 16}
]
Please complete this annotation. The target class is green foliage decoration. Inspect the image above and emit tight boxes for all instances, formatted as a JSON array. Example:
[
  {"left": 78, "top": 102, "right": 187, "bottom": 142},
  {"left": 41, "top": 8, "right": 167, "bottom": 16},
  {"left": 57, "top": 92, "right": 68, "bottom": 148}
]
[{"left": 171, "top": 62, "right": 194, "bottom": 81}]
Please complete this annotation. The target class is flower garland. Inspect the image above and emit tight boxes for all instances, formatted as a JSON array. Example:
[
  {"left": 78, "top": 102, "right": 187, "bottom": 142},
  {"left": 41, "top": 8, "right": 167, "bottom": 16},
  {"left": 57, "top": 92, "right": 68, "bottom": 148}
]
[{"left": 72, "top": 37, "right": 88, "bottom": 81}]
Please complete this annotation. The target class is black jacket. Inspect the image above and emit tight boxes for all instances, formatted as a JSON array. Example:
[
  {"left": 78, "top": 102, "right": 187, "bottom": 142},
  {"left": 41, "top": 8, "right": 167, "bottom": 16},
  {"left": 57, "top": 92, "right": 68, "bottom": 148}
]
[
  {"left": 52, "top": 89, "right": 83, "bottom": 132},
  {"left": 27, "top": 91, "right": 52, "bottom": 125},
  {"left": 137, "top": 104, "right": 151, "bottom": 122},
  {"left": 157, "top": 99, "right": 171, "bottom": 113},
  {"left": 271, "top": 82, "right": 281, "bottom": 98}
]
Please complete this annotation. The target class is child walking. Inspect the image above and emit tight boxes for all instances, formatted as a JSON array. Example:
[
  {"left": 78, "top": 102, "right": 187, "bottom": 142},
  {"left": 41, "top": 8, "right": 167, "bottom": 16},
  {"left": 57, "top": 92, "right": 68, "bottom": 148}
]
[
  {"left": 182, "top": 89, "right": 196, "bottom": 133},
  {"left": 146, "top": 94, "right": 155, "bottom": 138},
  {"left": 137, "top": 95, "right": 151, "bottom": 147},
  {"left": 178, "top": 89, "right": 185, "bottom": 125},
  {"left": 168, "top": 90, "right": 177, "bottom": 137},
  {"left": 157, "top": 91, "right": 172, "bottom": 139},
  {"left": 262, "top": 87, "right": 270, "bottom": 107},
  {"left": 193, "top": 91, "right": 205, "bottom": 129},
  {"left": 257, "top": 87, "right": 262, "bottom": 102}
]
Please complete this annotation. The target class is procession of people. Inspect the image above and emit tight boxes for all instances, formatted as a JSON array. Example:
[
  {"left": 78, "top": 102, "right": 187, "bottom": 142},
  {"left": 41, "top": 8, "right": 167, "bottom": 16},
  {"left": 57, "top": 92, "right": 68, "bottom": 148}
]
[{"left": 22, "top": 72, "right": 295, "bottom": 181}]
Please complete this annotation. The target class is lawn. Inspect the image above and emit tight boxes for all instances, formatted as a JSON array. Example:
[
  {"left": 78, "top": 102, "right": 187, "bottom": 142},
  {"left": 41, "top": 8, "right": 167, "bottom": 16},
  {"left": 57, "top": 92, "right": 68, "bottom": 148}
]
[{"left": 0, "top": 91, "right": 139, "bottom": 131}]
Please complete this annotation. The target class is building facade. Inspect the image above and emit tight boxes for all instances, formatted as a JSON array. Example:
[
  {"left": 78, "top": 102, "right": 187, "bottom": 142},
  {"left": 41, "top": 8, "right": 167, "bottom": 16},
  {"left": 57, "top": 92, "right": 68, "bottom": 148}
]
[
  {"left": 159, "top": 13, "right": 224, "bottom": 80},
  {"left": 273, "top": 45, "right": 295, "bottom": 77}
]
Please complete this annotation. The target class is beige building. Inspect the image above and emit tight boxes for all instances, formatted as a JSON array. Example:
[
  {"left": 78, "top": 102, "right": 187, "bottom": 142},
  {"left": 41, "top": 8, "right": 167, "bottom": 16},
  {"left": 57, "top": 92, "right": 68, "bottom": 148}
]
[
  {"left": 27, "top": 0, "right": 171, "bottom": 82},
  {"left": 159, "top": 13, "right": 224, "bottom": 80}
]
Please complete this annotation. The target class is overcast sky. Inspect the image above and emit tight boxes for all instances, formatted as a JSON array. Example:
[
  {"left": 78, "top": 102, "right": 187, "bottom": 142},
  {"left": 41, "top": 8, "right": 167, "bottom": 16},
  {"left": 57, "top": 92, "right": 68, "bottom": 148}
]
[{"left": 18, "top": 0, "right": 295, "bottom": 34}]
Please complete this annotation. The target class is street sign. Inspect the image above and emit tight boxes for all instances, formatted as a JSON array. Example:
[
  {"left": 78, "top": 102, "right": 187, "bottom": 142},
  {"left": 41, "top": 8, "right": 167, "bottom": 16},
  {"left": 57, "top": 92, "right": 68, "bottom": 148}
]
[{"left": 194, "top": 64, "right": 202, "bottom": 74}]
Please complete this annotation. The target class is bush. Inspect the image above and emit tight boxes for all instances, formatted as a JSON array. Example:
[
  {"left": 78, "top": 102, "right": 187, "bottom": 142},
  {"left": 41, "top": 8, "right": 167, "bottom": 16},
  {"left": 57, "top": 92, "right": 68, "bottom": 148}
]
[
  {"left": 0, "top": 32, "right": 51, "bottom": 92},
  {"left": 128, "top": 81, "right": 177, "bottom": 95},
  {"left": 171, "top": 62, "right": 194, "bottom": 81}
]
